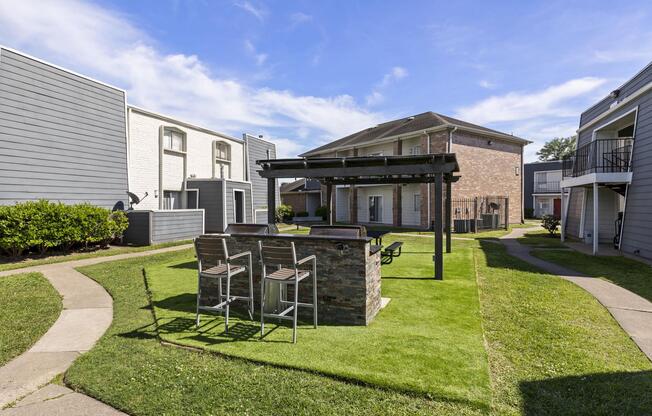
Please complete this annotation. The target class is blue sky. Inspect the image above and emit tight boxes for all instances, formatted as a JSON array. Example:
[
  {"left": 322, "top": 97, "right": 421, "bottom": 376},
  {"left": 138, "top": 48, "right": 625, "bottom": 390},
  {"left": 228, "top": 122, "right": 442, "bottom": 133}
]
[{"left": 1, "top": 0, "right": 651, "bottom": 160}]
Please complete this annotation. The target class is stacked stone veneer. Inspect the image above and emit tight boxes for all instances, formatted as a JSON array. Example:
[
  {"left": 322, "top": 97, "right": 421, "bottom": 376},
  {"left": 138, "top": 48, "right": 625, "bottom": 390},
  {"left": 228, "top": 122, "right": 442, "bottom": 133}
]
[{"left": 198, "top": 233, "right": 382, "bottom": 325}]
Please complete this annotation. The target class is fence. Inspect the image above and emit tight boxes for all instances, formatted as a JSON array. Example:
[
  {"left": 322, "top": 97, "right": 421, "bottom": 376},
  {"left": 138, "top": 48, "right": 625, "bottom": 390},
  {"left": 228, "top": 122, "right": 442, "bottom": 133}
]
[{"left": 449, "top": 196, "right": 508, "bottom": 233}]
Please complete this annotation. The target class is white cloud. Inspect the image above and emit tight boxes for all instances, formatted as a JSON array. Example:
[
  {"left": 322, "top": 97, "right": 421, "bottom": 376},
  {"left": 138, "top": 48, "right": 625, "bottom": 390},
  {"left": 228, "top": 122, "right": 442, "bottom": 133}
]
[
  {"left": 290, "top": 12, "right": 312, "bottom": 26},
  {"left": 478, "top": 79, "right": 495, "bottom": 89},
  {"left": 366, "top": 66, "right": 409, "bottom": 106},
  {"left": 0, "top": 0, "right": 381, "bottom": 155},
  {"left": 234, "top": 1, "right": 266, "bottom": 21},
  {"left": 455, "top": 77, "right": 607, "bottom": 125},
  {"left": 244, "top": 39, "right": 268, "bottom": 66}
]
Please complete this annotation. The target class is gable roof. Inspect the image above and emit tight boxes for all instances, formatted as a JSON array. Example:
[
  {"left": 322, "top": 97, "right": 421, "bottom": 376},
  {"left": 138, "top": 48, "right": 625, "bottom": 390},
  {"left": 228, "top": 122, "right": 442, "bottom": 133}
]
[
  {"left": 280, "top": 178, "right": 321, "bottom": 193},
  {"left": 300, "top": 111, "right": 529, "bottom": 157}
]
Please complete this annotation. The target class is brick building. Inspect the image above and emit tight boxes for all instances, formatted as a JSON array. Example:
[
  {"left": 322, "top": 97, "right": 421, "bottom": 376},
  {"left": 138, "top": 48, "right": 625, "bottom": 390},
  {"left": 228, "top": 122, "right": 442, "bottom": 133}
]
[{"left": 299, "top": 112, "right": 530, "bottom": 228}]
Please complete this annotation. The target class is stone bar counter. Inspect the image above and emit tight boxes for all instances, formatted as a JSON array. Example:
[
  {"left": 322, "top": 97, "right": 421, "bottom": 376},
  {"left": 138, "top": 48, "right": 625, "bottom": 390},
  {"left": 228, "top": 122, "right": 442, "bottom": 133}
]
[{"left": 199, "top": 232, "right": 381, "bottom": 325}]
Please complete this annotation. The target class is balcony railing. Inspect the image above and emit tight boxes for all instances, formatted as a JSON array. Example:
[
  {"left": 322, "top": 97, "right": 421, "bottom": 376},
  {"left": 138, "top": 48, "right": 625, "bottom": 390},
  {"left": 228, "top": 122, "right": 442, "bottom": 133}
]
[
  {"left": 562, "top": 138, "right": 633, "bottom": 178},
  {"left": 534, "top": 182, "right": 561, "bottom": 193}
]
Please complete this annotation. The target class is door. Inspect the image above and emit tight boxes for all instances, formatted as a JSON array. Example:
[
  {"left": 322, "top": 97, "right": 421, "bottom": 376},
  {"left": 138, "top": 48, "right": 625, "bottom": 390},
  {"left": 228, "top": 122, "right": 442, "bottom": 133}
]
[
  {"left": 553, "top": 198, "right": 561, "bottom": 218},
  {"left": 369, "top": 196, "right": 382, "bottom": 222},
  {"left": 234, "top": 190, "right": 245, "bottom": 223}
]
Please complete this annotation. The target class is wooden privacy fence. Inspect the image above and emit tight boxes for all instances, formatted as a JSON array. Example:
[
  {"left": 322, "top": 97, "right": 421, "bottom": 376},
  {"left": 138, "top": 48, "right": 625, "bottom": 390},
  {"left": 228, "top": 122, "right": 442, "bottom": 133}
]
[{"left": 449, "top": 196, "right": 508, "bottom": 233}]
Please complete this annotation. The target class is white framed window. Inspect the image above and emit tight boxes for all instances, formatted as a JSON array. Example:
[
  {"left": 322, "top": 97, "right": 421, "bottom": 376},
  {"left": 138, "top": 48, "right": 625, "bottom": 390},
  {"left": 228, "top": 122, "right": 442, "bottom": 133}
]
[
  {"left": 214, "top": 141, "right": 232, "bottom": 179},
  {"left": 409, "top": 145, "right": 421, "bottom": 155},
  {"left": 163, "top": 129, "right": 185, "bottom": 152},
  {"left": 413, "top": 193, "right": 421, "bottom": 212}
]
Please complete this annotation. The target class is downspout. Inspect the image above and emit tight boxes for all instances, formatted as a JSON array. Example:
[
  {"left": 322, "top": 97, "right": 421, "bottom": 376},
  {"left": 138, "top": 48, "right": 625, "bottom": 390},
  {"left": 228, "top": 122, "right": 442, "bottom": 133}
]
[{"left": 447, "top": 126, "right": 457, "bottom": 153}]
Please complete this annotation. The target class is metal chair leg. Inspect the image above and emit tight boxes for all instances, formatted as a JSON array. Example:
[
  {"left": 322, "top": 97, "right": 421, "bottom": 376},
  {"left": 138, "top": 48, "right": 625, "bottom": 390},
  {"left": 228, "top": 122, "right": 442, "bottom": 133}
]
[
  {"left": 260, "top": 275, "right": 266, "bottom": 337},
  {"left": 292, "top": 281, "right": 299, "bottom": 343},
  {"left": 196, "top": 275, "right": 201, "bottom": 328},
  {"left": 217, "top": 276, "right": 223, "bottom": 316},
  {"left": 248, "top": 256, "right": 254, "bottom": 320},
  {"left": 225, "top": 273, "right": 231, "bottom": 333},
  {"left": 313, "top": 265, "right": 318, "bottom": 329}
]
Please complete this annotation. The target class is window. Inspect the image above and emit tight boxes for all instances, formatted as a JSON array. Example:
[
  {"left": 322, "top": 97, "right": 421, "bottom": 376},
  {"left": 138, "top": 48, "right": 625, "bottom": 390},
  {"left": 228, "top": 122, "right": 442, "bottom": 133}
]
[
  {"left": 369, "top": 196, "right": 382, "bottom": 222},
  {"left": 413, "top": 193, "right": 421, "bottom": 212},
  {"left": 233, "top": 190, "right": 245, "bottom": 223},
  {"left": 163, "top": 191, "right": 182, "bottom": 210},
  {"left": 409, "top": 145, "right": 421, "bottom": 155},
  {"left": 214, "top": 141, "right": 231, "bottom": 179},
  {"left": 163, "top": 129, "right": 185, "bottom": 151}
]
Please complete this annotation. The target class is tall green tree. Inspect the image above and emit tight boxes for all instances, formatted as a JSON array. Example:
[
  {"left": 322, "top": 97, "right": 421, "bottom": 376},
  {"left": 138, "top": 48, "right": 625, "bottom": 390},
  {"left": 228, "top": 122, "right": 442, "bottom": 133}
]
[{"left": 537, "top": 136, "right": 577, "bottom": 161}]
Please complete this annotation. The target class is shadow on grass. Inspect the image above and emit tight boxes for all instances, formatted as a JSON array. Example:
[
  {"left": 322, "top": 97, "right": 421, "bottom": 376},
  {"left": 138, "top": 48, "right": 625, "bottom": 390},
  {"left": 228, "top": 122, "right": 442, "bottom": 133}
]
[
  {"left": 152, "top": 293, "right": 196, "bottom": 313},
  {"left": 478, "top": 240, "right": 551, "bottom": 277},
  {"left": 520, "top": 370, "right": 652, "bottom": 415},
  {"left": 168, "top": 261, "right": 197, "bottom": 270}
]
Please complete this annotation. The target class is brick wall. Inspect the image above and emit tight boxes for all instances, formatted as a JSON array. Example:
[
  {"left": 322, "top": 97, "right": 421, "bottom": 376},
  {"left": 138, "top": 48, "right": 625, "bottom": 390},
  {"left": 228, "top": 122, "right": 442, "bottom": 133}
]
[
  {"left": 198, "top": 234, "right": 382, "bottom": 325},
  {"left": 451, "top": 131, "right": 523, "bottom": 224}
]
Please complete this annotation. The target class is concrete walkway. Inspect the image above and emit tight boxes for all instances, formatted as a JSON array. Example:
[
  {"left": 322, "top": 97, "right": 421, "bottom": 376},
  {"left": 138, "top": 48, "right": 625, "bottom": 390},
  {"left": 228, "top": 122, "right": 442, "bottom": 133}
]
[
  {"left": 0, "top": 244, "right": 192, "bottom": 414},
  {"left": 500, "top": 227, "right": 652, "bottom": 361}
]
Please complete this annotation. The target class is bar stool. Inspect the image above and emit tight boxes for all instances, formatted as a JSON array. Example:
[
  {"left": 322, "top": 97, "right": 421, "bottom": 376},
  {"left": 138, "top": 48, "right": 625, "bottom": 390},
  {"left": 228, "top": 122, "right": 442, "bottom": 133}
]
[
  {"left": 194, "top": 235, "right": 254, "bottom": 333},
  {"left": 258, "top": 241, "right": 317, "bottom": 343}
]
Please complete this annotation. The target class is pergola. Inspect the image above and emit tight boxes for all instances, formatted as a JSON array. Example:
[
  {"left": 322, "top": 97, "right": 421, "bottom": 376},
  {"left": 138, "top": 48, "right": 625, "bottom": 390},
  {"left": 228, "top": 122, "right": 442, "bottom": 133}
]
[{"left": 256, "top": 154, "right": 460, "bottom": 280}]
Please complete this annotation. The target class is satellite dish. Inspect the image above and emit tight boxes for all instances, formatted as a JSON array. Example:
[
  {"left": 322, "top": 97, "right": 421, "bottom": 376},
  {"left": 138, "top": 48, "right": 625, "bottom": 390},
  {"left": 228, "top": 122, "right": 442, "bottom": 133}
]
[{"left": 127, "top": 191, "right": 148, "bottom": 209}]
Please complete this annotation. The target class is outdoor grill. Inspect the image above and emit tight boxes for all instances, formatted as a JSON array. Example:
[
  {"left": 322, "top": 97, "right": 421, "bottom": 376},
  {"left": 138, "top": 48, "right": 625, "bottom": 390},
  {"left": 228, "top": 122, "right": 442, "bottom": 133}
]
[
  {"left": 308, "top": 225, "right": 367, "bottom": 238},
  {"left": 224, "top": 223, "right": 277, "bottom": 234}
]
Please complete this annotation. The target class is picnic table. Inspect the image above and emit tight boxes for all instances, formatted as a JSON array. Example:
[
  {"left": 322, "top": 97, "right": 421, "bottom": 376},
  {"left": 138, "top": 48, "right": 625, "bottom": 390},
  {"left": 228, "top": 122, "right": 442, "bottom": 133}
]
[{"left": 366, "top": 230, "right": 389, "bottom": 245}]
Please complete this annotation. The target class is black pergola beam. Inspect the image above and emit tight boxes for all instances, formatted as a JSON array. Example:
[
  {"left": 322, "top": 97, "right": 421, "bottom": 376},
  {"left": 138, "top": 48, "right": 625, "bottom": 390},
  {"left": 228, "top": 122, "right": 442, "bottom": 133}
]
[{"left": 255, "top": 154, "right": 460, "bottom": 281}]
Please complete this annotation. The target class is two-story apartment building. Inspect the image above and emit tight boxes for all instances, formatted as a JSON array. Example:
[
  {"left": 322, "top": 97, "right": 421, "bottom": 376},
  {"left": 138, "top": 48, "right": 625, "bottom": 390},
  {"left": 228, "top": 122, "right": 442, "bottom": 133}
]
[
  {"left": 524, "top": 160, "right": 563, "bottom": 218},
  {"left": 0, "top": 46, "right": 277, "bottom": 244},
  {"left": 300, "top": 112, "right": 530, "bottom": 229},
  {"left": 561, "top": 61, "right": 652, "bottom": 259}
]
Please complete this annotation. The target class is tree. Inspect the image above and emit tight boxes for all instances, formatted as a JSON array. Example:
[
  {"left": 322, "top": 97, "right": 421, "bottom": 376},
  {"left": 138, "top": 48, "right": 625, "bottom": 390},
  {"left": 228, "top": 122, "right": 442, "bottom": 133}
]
[
  {"left": 537, "top": 136, "right": 577, "bottom": 161},
  {"left": 541, "top": 214, "right": 560, "bottom": 237}
]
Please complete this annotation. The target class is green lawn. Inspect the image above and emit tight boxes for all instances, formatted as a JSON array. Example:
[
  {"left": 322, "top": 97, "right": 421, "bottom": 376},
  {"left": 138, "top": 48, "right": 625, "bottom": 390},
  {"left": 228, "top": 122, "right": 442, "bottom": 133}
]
[
  {"left": 516, "top": 229, "right": 567, "bottom": 248},
  {"left": 0, "top": 273, "right": 62, "bottom": 366},
  {"left": 146, "top": 235, "right": 490, "bottom": 405},
  {"left": 65, "top": 249, "right": 485, "bottom": 416},
  {"left": 475, "top": 241, "right": 652, "bottom": 415},
  {"left": 0, "top": 240, "right": 191, "bottom": 272},
  {"left": 532, "top": 250, "right": 652, "bottom": 303},
  {"left": 62, "top": 232, "right": 652, "bottom": 415}
]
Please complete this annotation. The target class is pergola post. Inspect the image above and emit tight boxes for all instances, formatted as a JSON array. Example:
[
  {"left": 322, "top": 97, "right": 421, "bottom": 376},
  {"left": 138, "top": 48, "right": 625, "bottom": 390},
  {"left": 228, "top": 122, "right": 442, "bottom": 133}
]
[
  {"left": 326, "top": 183, "right": 333, "bottom": 225},
  {"left": 445, "top": 178, "right": 452, "bottom": 254},
  {"left": 434, "top": 172, "right": 443, "bottom": 280},
  {"left": 267, "top": 177, "right": 276, "bottom": 224}
]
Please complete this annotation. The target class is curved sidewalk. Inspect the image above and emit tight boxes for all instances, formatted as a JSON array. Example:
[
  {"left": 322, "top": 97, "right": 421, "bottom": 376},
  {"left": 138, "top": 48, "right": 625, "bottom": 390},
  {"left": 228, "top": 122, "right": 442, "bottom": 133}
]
[
  {"left": 0, "top": 244, "right": 192, "bottom": 413},
  {"left": 500, "top": 227, "right": 652, "bottom": 362}
]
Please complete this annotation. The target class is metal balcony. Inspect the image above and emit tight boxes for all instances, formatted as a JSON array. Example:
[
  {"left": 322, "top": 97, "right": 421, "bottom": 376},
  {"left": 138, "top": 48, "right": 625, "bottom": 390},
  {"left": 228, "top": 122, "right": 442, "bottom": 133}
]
[{"left": 562, "top": 138, "right": 633, "bottom": 178}]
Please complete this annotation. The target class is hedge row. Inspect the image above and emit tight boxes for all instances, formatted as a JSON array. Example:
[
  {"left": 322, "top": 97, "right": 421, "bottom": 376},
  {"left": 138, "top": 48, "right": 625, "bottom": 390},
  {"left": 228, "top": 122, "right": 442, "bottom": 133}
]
[{"left": 0, "top": 200, "right": 129, "bottom": 257}]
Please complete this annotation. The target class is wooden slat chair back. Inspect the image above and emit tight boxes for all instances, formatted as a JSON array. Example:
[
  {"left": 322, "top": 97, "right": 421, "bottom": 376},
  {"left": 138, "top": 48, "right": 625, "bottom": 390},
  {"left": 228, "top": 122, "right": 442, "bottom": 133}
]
[
  {"left": 259, "top": 243, "right": 297, "bottom": 268},
  {"left": 194, "top": 236, "right": 229, "bottom": 270}
]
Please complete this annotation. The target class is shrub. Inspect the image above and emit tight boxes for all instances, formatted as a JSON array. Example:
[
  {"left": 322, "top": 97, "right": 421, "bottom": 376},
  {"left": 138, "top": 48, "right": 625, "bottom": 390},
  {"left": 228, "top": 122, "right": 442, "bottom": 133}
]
[
  {"left": 541, "top": 214, "right": 560, "bottom": 237},
  {"left": 524, "top": 208, "right": 534, "bottom": 219},
  {"left": 295, "top": 211, "right": 309, "bottom": 217},
  {"left": 276, "top": 204, "right": 294, "bottom": 223},
  {"left": 314, "top": 205, "right": 328, "bottom": 220},
  {"left": 0, "top": 201, "right": 129, "bottom": 257}
]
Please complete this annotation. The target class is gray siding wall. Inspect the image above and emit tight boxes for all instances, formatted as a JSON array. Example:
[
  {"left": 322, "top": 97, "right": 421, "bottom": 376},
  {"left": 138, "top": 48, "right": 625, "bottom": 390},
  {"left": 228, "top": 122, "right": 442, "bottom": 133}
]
[
  {"left": 524, "top": 161, "right": 563, "bottom": 211},
  {"left": 565, "top": 188, "right": 584, "bottom": 238},
  {"left": 580, "top": 63, "right": 652, "bottom": 127},
  {"left": 246, "top": 135, "right": 278, "bottom": 223},
  {"left": 225, "top": 180, "right": 253, "bottom": 224},
  {"left": 187, "top": 179, "right": 225, "bottom": 233},
  {"left": 150, "top": 210, "right": 204, "bottom": 244},
  {"left": 0, "top": 48, "right": 128, "bottom": 209}
]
